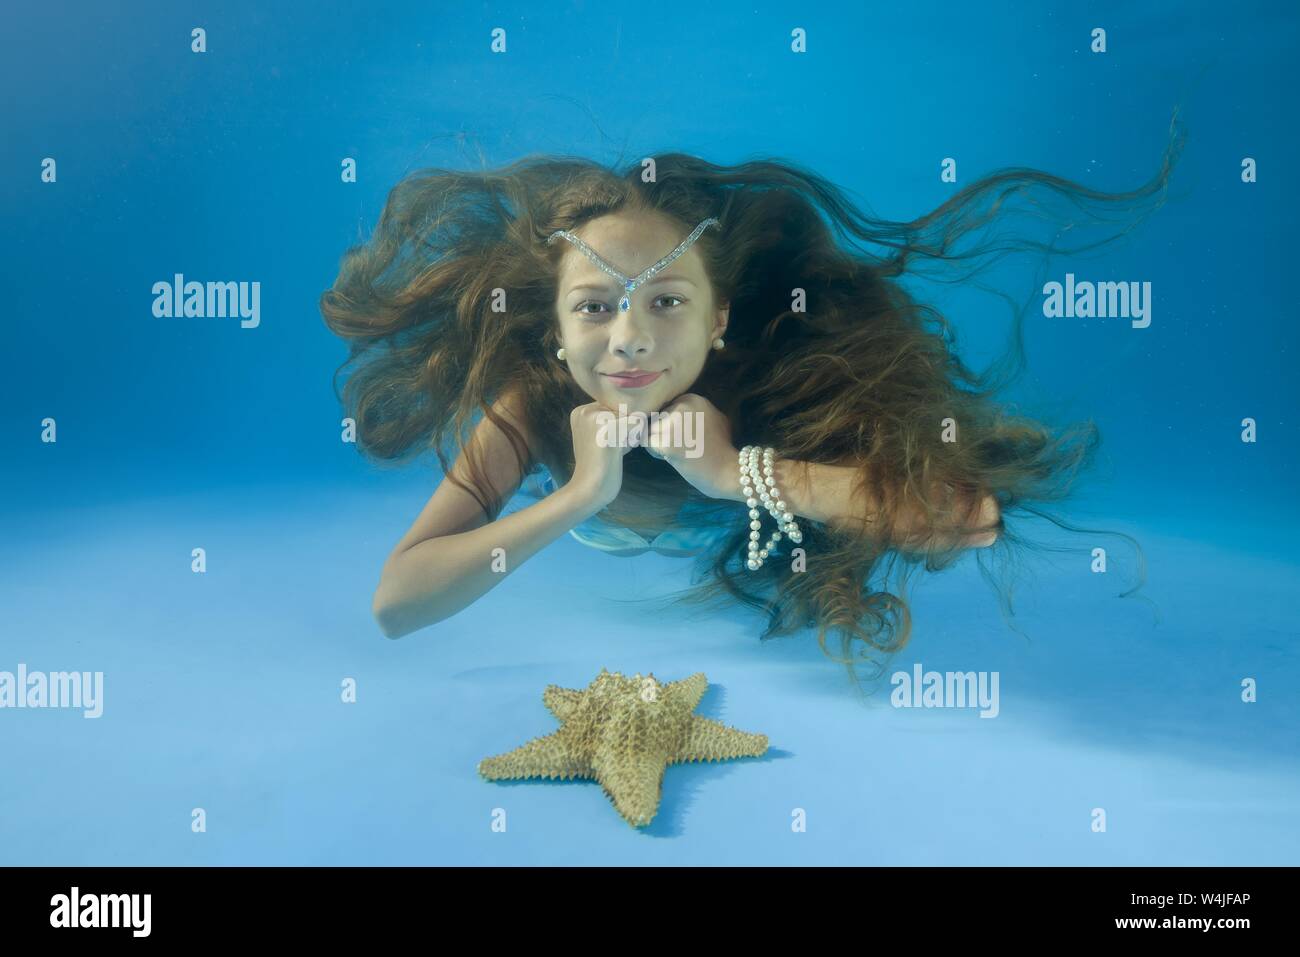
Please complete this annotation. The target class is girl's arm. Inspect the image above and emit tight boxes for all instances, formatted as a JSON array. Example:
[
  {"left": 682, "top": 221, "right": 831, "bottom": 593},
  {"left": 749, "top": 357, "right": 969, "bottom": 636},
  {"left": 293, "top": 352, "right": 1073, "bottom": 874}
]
[
  {"left": 372, "top": 396, "right": 601, "bottom": 639},
  {"left": 719, "top": 456, "right": 1001, "bottom": 551},
  {"left": 650, "top": 395, "right": 999, "bottom": 552}
]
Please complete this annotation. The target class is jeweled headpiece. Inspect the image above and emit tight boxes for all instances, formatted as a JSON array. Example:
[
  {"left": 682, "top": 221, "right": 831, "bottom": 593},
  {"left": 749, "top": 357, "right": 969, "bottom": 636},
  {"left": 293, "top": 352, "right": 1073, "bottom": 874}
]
[{"left": 546, "top": 217, "right": 720, "bottom": 312}]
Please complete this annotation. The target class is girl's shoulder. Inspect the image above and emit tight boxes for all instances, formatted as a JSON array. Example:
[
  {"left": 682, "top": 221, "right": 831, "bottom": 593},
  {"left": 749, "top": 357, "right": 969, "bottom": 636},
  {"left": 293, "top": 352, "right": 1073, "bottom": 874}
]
[{"left": 492, "top": 386, "right": 534, "bottom": 443}]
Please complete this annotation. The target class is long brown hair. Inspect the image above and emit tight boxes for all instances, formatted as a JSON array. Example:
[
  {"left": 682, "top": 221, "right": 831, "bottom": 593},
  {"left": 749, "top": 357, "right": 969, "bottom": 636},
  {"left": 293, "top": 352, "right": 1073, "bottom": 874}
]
[{"left": 320, "top": 111, "right": 1185, "bottom": 688}]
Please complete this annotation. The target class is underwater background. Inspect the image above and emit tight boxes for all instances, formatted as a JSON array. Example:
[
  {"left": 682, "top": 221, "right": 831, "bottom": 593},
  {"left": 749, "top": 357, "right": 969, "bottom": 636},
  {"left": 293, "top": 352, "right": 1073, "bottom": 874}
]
[{"left": 1, "top": 0, "right": 1297, "bottom": 863}]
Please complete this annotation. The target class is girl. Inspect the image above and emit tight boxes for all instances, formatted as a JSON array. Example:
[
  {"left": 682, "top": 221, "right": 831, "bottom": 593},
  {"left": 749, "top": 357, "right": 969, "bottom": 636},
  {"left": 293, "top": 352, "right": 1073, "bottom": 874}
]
[{"left": 320, "top": 119, "right": 1182, "bottom": 682}]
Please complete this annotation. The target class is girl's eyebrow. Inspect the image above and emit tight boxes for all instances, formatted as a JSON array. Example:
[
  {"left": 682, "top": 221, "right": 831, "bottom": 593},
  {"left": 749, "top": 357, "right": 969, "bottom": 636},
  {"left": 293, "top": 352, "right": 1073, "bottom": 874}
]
[{"left": 566, "top": 275, "right": 696, "bottom": 295}]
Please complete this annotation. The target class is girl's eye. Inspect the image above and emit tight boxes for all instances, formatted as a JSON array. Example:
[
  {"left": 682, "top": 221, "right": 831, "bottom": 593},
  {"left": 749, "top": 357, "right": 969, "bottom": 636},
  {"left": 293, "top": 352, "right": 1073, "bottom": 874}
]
[{"left": 575, "top": 295, "right": 685, "bottom": 317}]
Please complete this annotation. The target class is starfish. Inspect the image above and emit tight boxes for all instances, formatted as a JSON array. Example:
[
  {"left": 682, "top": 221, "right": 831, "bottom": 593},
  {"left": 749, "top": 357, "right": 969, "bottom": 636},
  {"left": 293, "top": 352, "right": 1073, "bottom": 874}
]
[{"left": 478, "top": 668, "right": 768, "bottom": 828}]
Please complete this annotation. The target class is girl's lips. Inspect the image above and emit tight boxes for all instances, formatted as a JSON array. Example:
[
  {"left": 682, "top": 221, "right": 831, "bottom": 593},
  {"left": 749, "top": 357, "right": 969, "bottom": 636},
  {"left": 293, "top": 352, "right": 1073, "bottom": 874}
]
[{"left": 603, "top": 370, "right": 664, "bottom": 388}]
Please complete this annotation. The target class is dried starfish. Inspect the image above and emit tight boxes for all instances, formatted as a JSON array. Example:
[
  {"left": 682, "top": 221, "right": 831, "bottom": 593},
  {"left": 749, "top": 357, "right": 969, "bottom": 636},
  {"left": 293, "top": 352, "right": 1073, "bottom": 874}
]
[{"left": 478, "top": 668, "right": 769, "bottom": 828}]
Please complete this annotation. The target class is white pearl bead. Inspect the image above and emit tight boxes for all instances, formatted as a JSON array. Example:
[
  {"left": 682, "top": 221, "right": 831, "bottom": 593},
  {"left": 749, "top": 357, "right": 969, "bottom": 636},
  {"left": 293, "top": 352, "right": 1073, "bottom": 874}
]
[{"left": 739, "top": 445, "right": 807, "bottom": 573}]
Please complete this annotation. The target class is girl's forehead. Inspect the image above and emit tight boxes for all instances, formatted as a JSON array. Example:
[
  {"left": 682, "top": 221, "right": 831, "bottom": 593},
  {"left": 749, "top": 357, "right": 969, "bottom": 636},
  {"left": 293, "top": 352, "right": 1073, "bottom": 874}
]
[
  {"left": 572, "top": 214, "right": 679, "bottom": 255},
  {"left": 559, "top": 213, "right": 703, "bottom": 282}
]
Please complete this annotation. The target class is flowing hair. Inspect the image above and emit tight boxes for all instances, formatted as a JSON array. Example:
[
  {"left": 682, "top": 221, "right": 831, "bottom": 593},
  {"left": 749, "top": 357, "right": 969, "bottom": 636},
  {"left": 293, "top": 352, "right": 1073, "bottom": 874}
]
[{"left": 320, "top": 110, "right": 1186, "bottom": 690}]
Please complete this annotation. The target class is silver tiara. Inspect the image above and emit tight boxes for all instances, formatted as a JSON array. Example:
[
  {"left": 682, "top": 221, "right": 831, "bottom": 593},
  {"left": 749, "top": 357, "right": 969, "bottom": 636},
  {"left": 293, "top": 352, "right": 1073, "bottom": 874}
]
[{"left": 546, "top": 217, "right": 719, "bottom": 312}]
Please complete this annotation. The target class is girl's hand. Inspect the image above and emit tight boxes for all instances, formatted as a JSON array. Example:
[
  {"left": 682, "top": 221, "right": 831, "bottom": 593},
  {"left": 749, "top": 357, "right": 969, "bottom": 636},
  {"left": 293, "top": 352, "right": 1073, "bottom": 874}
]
[
  {"left": 567, "top": 401, "right": 638, "bottom": 510},
  {"left": 642, "top": 393, "right": 740, "bottom": 502}
]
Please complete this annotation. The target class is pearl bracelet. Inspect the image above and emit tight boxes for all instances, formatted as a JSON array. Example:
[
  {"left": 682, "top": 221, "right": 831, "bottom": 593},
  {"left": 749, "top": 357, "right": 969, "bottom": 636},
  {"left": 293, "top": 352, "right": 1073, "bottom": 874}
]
[{"left": 738, "top": 445, "right": 803, "bottom": 571}]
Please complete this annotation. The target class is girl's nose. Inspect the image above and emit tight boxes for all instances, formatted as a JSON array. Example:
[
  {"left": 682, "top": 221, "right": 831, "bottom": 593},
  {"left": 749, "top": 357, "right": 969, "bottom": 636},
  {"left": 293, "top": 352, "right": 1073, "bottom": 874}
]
[{"left": 609, "top": 306, "right": 654, "bottom": 355}]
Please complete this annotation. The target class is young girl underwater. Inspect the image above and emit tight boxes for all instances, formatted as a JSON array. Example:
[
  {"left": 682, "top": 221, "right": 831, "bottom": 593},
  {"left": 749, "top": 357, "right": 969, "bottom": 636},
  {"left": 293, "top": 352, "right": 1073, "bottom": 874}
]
[{"left": 320, "top": 117, "right": 1184, "bottom": 682}]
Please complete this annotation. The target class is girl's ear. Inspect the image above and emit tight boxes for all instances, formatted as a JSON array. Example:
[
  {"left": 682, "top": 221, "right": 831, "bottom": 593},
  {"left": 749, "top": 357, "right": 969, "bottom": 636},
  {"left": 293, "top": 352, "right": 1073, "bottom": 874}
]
[{"left": 714, "top": 303, "right": 730, "bottom": 338}]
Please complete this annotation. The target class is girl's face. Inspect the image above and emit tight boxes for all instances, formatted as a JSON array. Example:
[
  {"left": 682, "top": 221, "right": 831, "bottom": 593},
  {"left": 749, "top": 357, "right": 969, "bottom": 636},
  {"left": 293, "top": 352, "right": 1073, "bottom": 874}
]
[{"left": 553, "top": 209, "right": 728, "bottom": 413}]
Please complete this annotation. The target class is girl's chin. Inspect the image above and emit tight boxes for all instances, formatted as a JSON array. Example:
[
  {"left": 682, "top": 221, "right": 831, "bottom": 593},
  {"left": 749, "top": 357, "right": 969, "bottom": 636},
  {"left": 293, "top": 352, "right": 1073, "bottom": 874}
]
[{"left": 601, "top": 383, "right": 668, "bottom": 411}]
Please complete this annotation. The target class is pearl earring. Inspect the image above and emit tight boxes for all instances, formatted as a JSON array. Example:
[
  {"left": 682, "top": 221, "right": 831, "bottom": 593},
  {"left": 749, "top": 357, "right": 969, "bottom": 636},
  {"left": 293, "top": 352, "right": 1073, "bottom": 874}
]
[
  {"left": 556, "top": 347, "right": 566, "bottom": 360},
  {"left": 712, "top": 337, "right": 725, "bottom": 350}
]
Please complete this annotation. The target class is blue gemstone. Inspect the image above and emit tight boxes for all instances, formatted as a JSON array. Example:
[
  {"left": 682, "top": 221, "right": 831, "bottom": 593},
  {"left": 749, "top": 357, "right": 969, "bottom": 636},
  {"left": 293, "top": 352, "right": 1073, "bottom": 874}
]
[{"left": 618, "top": 296, "right": 630, "bottom": 311}]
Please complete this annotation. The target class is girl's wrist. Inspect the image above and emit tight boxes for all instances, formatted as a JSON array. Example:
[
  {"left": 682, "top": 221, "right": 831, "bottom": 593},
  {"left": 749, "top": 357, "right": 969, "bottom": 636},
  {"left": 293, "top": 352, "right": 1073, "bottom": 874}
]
[
  {"left": 554, "top": 477, "right": 612, "bottom": 520},
  {"left": 714, "top": 444, "right": 748, "bottom": 502}
]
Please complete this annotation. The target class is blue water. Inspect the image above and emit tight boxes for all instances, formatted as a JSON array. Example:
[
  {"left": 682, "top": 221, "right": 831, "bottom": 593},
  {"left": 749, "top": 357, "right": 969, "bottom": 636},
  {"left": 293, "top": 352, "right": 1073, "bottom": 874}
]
[{"left": 2, "top": 1, "right": 1297, "bottom": 864}]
